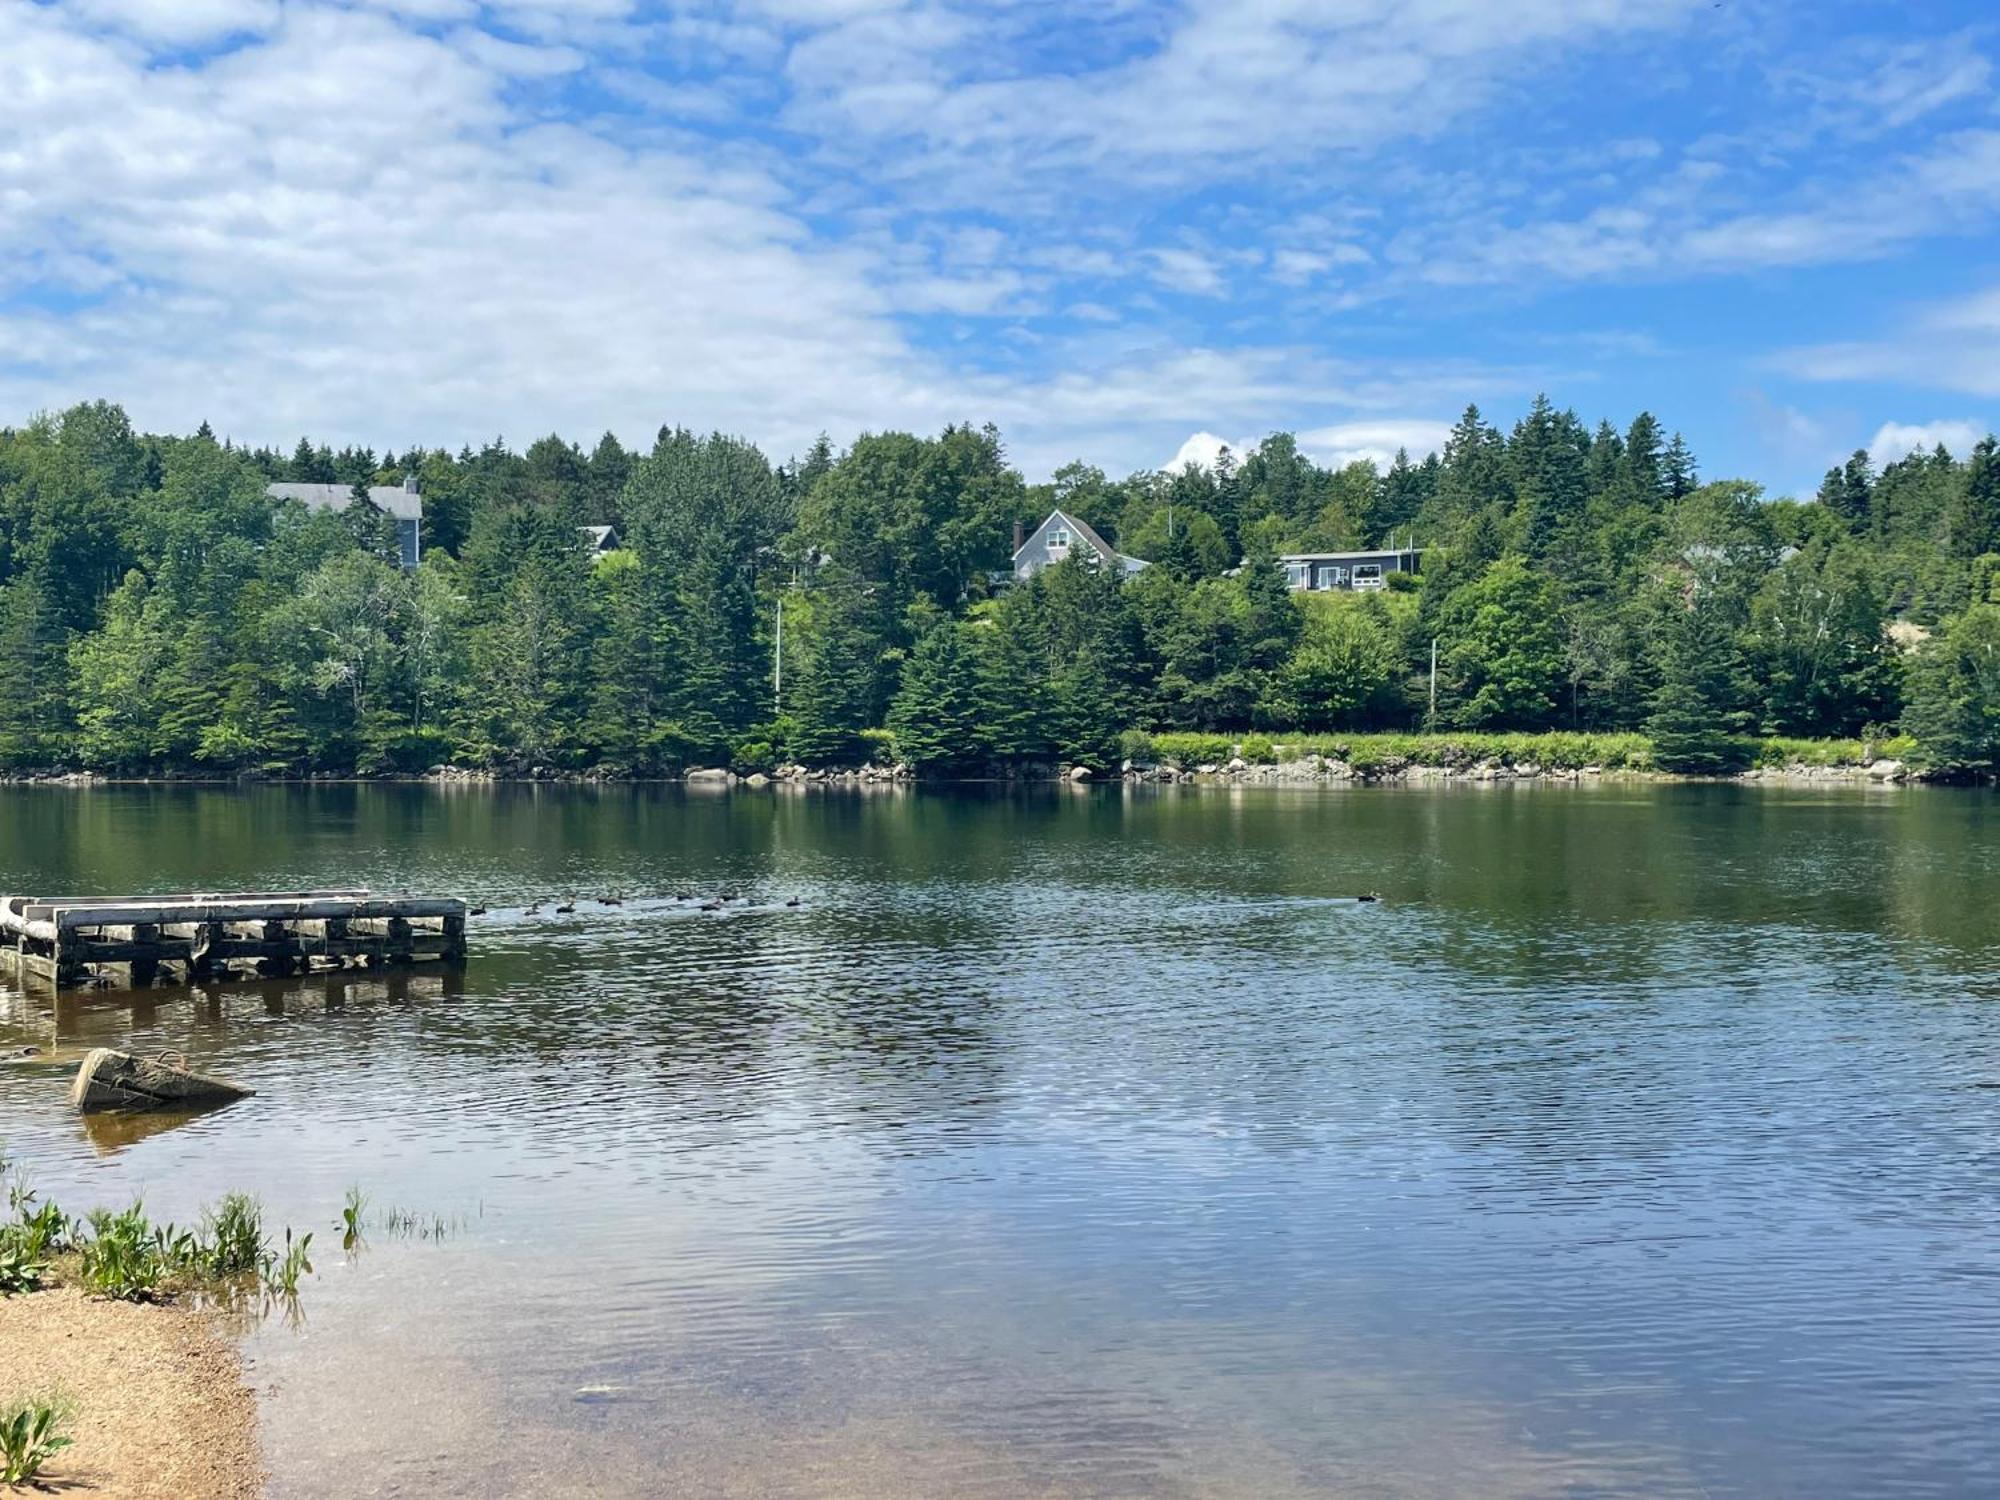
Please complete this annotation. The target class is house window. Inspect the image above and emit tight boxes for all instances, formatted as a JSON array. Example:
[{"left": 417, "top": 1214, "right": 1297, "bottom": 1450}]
[
  {"left": 1048, "top": 527, "right": 1072, "bottom": 550},
  {"left": 1314, "top": 564, "right": 1346, "bottom": 590},
  {"left": 1353, "top": 563, "right": 1384, "bottom": 589},
  {"left": 1284, "top": 563, "right": 1309, "bottom": 589}
]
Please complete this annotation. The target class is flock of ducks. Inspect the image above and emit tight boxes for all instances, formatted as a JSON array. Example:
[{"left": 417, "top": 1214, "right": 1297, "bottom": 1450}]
[{"left": 468, "top": 891, "right": 804, "bottom": 918}]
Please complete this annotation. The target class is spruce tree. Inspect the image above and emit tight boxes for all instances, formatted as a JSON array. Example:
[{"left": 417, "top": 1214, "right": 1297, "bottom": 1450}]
[
  {"left": 1646, "top": 589, "right": 1753, "bottom": 772},
  {"left": 976, "top": 589, "right": 1052, "bottom": 761},
  {"left": 888, "top": 623, "right": 982, "bottom": 772}
]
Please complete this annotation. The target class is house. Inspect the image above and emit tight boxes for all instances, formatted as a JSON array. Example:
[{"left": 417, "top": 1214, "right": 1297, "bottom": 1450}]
[
  {"left": 267, "top": 477, "right": 422, "bottom": 568},
  {"left": 1012, "top": 509, "right": 1148, "bottom": 582},
  {"left": 579, "top": 524, "right": 621, "bottom": 555},
  {"left": 1278, "top": 546, "right": 1423, "bottom": 593}
]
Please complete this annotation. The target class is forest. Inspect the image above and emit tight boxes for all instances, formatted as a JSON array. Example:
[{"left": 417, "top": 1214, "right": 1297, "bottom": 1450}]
[{"left": 0, "top": 397, "right": 1996, "bottom": 779}]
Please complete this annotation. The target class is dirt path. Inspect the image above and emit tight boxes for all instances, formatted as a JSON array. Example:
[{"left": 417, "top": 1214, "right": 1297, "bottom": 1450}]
[{"left": 0, "top": 1287, "right": 260, "bottom": 1498}]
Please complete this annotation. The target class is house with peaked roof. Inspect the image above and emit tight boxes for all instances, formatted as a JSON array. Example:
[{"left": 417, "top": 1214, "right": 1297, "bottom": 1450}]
[
  {"left": 266, "top": 477, "right": 422, "bottom": 568},
  {"left": 1012, "top": 508, "right": 1148, "bottom": 583}
]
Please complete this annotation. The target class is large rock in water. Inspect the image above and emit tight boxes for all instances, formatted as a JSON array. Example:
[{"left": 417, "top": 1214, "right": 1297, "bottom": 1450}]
[{"left": 69, "top": 1048, "right": 254, "bottom": 1113}]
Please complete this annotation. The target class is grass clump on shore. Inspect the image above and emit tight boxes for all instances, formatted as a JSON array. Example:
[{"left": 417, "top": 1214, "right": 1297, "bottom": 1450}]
[
  {"left": 0, "top": 1159, "right": 314, "bottom": 1305},
  {"left": 0, "top": 1396, "right": 71, "bottom": 1484}
]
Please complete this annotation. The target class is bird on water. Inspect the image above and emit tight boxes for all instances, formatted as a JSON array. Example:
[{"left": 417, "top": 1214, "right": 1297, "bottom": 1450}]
[{"left": 555, "top": 896, "right": 576, "bottom": 914}]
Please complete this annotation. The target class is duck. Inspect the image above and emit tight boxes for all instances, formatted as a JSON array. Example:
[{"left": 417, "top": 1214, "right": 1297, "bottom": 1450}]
[
  {"left": 468, "top": 904, "right": 488, "bottom": 917},
  {"left": 597, "top": 892, "right": 623, "bottom": 907},
  {"left": 699, "top": 899, "right": 724, "bottom": 912},
  {"left": 784, "top": 897, "right": 803, "bottom": 908},
  {"left": 524, "top": 901, "right": 542, "bottom": 916},
  {"left": 675, "top": 891, "right": 693, "bottom": 902},
  {"left": 1356, "top": 892, "right": 1380, "bottom": 904},
  {"left": 555, "top": 896, "right": 576, "bottom": 914}
]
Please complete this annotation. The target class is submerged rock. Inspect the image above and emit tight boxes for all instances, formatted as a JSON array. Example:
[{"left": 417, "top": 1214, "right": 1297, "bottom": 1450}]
[{"left": 69, "top": 1048, "right": 254, "bottom": 1113}]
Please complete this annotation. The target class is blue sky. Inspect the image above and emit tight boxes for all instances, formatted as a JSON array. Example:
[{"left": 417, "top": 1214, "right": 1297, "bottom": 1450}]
[{"left": 2, "top": 0, "right": 1996, "bottom": 492}]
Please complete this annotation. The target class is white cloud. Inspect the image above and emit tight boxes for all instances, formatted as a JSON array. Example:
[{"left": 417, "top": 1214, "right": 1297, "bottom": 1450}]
[
  {"left": 1146, "top": 249, "right": 1225, "bottom": 296},
  {"left": 1296, "top": 420, "right": 1452, "bottom": 470},
  {"left": 1778, "top": 283, "right": 2000, "bottom": 400},
  {"left": 1164, "top": 431, "right": 1238, "bottom": 471},
  {"left": 63, "top": 0, "right": 279, "bottom": 45},
  {"left": 1868, "top": 419, "right": 1990, "bottom": 466}
]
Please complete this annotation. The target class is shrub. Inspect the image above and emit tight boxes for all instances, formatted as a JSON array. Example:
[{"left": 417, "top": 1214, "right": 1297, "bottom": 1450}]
[
  {"left": 1238, "top": 735, "right": 1277, "bottom": 764},
  {"left": 1117, "top": 729, "right": 1157, "bottom": 765}
]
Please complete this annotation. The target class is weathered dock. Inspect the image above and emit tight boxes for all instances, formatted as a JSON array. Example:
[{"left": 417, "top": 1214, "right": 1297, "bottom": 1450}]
[{"left": 0, "top": 889, "right": 467, "bottom": 992}]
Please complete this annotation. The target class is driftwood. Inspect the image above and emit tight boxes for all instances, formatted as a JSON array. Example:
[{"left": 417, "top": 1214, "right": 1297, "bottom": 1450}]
[{"left": 69, "top": 1048, "right": 255, "bottom": 1113}]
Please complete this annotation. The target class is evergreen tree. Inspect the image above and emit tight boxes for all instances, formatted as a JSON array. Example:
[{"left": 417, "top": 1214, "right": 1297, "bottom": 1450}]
[
  {"left": 1663, "top": 433, "right": 1698, "bottom": 499},
  {"left": 888, "top": 622, "right": 982, "bottom": 771},
  {"left": 976, "top": 588, "right": 1053, "bottom": 761},
  {"left": 1645, "top": 587, "right": 1754, "bottom": 772},
  {"left": 786, "top": 573, "right": 878, "bottom": 765},
  {"left": 1947, "top": 436, "right": 2000, "bottom": 564},
  {"left": 1901, "top": 604, "right": 2000, "bottom": 773},
  {"left": 1817, "top": 449, "right": 1874, "bottom": 532}
]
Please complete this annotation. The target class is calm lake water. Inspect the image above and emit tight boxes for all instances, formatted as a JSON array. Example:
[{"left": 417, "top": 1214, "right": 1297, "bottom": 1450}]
[{"left": 3, "top": 782, "right": 1999, "bottom": 1498}]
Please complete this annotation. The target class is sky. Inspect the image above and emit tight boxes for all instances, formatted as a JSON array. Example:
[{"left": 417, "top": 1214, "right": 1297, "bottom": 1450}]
[{"left": 1, "top": 0, "right": 1996, "bottom": 492}]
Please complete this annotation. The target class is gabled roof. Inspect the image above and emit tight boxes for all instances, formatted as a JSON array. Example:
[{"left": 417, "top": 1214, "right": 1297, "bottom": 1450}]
[
  {"left": 579, "top": 524, "right": 620, "bottom": 552},
  {"left": 267, "top": 481, "right": 422, "bottom": 522},
  {"left": 1016, "top": 508, "right": 1148, "bottom": 571}
]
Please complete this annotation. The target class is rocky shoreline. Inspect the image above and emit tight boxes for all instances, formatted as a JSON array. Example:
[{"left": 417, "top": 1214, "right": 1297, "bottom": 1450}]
[{"left": 0, "top": 755, "right": 1934, "bottom": 789}]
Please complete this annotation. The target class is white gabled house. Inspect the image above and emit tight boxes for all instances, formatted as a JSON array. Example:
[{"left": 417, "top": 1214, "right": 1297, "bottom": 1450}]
[{"left": 1012, "top": 509, "right": 1149, "bottom": 583}]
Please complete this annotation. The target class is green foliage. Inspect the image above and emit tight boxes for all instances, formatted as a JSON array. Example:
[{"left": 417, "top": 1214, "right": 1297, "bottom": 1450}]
[
  {"left": 262, "top": 1229, "right": 314, "bottom": 1297},
  {"left": 76, "top": 1205, "right": 165, "bottom": 1300},
  {"left": 1433, "top": 556, "right": 1565, "bottom": 728},
  {"left": 0, "top": 1396, "right": 72, "bottom": 1484},
  {"left": 1, "top": 399, "right": 1998, "bottom": 775},
  {"left": 1901, "top": 604, "right": 2000, "bottom": 773},
  {"left": 888, "top": 623, "right": 983, "bottom": 772}
]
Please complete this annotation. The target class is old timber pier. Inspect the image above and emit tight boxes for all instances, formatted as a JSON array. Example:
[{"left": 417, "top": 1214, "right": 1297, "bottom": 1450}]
[{"left": 0, "top": 889, "right": 467, "bottom": 992}]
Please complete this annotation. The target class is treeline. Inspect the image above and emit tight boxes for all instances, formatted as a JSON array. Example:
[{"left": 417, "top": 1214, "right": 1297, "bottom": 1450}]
[{"left": 1, "top": 398, "right": 1997, "bottom": 778}]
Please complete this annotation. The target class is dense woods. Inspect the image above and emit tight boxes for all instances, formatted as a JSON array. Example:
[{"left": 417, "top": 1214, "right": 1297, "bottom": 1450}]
[{"left": 2, "top": 398, "right": 1998, "bottom": 778}]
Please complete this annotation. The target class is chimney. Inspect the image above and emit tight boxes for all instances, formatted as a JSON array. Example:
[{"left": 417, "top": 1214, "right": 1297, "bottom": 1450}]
[
  {"left": 404, "top": 474, "right": 420, "bottom": 496},
  {"left": 1013, "top": 520, "right": 1025, "bottom": 551}
]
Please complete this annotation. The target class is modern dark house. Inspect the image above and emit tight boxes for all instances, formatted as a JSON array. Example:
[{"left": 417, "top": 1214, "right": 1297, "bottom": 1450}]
[
  {"left": 1278, "top": 546, "right": 1423, "bottom": 592},
  {"left": 266, "top": 477, "right": 423, "bottom": 568},
  {"left": 579, "top": 524, "right": 621, "bottom": 555},
  {"left": 1012, "top": 508, "right": 1149, "bottom": 583}
]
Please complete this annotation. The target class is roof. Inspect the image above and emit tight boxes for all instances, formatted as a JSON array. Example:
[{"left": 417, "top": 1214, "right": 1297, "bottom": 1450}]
[
  {"left": 1016, "top": 508, "right": 1149, "bottom": 571},
  {"left": 579, "top": 525, "right": 620, "bottom": 551},
  {"left": 267, "top": 481, "right": 422, "bottom": 522},
  {"left": 1277, "top": 547, "right": 1423, "bottom": 565}
]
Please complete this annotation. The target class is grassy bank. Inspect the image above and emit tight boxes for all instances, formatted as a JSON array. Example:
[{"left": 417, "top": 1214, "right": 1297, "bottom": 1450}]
[{"left": 1129, "top": 730, "right": 1919, "bottom": 774}]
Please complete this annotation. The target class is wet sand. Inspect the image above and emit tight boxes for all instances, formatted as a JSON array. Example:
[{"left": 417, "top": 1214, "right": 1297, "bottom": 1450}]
[{"left": 0, "top": 1287, "right": 260, "bottom": 1498}]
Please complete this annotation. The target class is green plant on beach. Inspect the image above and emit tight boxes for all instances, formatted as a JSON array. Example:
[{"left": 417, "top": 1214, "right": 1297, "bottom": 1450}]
[
  {"left": 261, "top": 1229, "right": 313, "bottom": 1297},
  {"left": 0, "top": 1397, "right": 71, "bottom": 1484},
  {"left": 76, "top": 1205, "right": 164, "bottom": 1301},
  {"left": 201, "top": 1194, "right": 265, "bottom": 1278}
]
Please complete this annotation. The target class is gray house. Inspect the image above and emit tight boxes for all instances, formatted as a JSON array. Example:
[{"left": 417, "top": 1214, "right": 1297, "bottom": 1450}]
[
  {"left": 1012, "top": 508, "right": 1148, "bottom": 583},
  {"left": 1278, "top": 545, "right": 1422, "bottom": 593},
  {"left": 267, "top": 477, "right": 422, "bottom": 568},
  {"left": 579, "top": 524, "right": 621, "bottom": 555}
]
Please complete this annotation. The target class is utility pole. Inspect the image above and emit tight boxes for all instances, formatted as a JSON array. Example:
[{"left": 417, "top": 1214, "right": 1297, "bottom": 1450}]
[
  {"left": 1428, "top": 637, "right": 1438, "bottom": 725},
  {"left": 774, "top": 594, "right": 784, "bottom": 714}
]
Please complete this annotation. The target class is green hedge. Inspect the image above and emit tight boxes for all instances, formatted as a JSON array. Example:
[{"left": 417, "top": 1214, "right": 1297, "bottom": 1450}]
[{"left": 1137, "top": 730, "right": 1902, "bottom": 773}]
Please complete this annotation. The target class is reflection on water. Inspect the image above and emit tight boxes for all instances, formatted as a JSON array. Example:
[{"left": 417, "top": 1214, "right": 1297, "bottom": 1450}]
[{"left": 1, "top": 782, "right": 1999, "bottom": 1497}]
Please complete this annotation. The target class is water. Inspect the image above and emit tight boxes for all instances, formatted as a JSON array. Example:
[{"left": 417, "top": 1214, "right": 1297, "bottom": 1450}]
[{"left": 2, "top": 782, "right": 1998, "bottom": 1497}]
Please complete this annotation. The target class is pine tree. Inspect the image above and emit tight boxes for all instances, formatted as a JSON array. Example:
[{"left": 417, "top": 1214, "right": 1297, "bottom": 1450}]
[
  {"left": 977, "top": 588, "right": 1052, "bottom": 761},
  {"left": 787, "top": 576, "right": 877, "bottom": 765},
  {"left": 1817, "top": 449, "right": 1874, "bottom": 532},
  {"left": 1646, "top": 588, "right": 1753, "bottom": 772},
  {"left": 1901, "top": 604, "right": 2000, "bottom": 774},
  {"left": 1663, "top": 433, "right": 1698, "bottom": 499},
  {"left": 1947, "top": 437, "right": 2000, "bottom": 563},
  {"left": 888, "top": 623, "right": 982, "bottom": 772}
]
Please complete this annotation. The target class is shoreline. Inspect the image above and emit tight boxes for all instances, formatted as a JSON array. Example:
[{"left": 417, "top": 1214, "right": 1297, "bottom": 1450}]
[
  {"left": 0, "top": 1287, "right": 261, "bottom": 1498},
  {"left": 0, "top": 762, "right": 1955, "bottom": 791}
]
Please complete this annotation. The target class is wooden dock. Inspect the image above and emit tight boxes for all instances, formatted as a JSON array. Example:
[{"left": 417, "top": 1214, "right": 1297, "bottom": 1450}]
[{"left": 0, "top": 889, "right": 467, "bottom": 992}]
